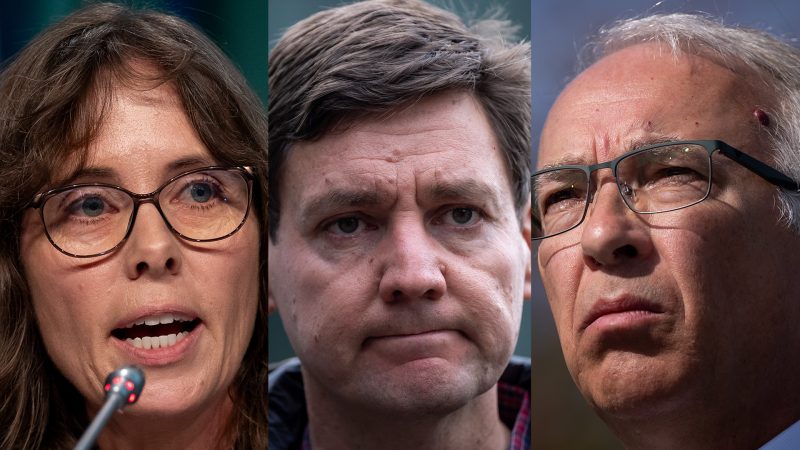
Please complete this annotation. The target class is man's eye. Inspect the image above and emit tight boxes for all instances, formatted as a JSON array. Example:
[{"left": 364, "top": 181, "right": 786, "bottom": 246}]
[
  {"left": 544, "top": 189, "right": 582, "bottom": 209},
  {"left": 441, "top": 208, "right": 480, "bottom": 226},
  {"left": 327, "top": 217, "right": 367, "bottom": 235}
]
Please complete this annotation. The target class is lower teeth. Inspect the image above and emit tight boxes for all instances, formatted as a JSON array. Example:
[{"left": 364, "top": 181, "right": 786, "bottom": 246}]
[{"left": 126, "top": 331, "right": 190, "bottom": 349}]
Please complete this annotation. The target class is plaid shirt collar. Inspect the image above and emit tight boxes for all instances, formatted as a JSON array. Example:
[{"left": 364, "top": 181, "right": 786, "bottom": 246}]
[{"left": 301, "top": 381, "right": 531, "bottom": 450}]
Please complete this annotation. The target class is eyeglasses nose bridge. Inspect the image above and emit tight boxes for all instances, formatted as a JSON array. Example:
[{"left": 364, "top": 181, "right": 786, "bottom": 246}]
[
  {"left": 127, "top": 194, "right": 172, "bottom": 233},
  {"left": 585, "top": 161, "right": 617, "bottom": 204}
]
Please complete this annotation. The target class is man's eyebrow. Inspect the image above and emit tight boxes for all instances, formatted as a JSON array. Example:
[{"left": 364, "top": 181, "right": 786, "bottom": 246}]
[
  {"left": 540, "top": 135, "right": 684, "bottom": 170},
  {"left": 627, "top": 135, "right": 682, "bottom": 153},
  {"left": 300, "top": 189, "right": 386, "bottom": 224},
  {"left": 425, "top": 180, "right": 501, "bottom": 210},
  {"left": 541, "top": 156, "right": 591, "bottom": 170}
]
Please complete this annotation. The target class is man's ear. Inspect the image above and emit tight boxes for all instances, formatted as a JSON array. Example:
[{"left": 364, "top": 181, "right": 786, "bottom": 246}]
[
  {"left": 523, "top": 197, "right": 531, "bottom": 300},
  {"left": 269, "top": 290, "right": 277, "bottom": 315},
  {"left": 268, "top": 235, "right": 278, "bottom": 315}
]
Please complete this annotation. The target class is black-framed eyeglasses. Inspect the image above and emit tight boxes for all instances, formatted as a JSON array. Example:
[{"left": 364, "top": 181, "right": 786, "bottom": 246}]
[
  {"left": 30, "top": 166, "right": 254, "bottom": 257},
  {"left": 532, "top": 140, "right": 800, "bottom": 240}
]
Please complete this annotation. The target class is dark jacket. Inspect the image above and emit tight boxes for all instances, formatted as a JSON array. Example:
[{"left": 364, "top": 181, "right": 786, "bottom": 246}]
[{"left": 268, "top": 356, "right": 532, "bottom": 450}]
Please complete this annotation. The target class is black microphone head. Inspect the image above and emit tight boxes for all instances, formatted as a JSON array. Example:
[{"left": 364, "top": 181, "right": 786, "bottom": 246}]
[{"left": 103, "top": 365, "right": 145, "bottom": 406}]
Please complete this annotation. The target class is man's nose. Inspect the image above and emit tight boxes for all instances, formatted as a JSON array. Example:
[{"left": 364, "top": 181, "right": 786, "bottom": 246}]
[
  {"left": 377, "top": 217, "right": 446, "bottom": 302},
  {"left": 580, "top": 180, "right": 653, "bottom": 268}
]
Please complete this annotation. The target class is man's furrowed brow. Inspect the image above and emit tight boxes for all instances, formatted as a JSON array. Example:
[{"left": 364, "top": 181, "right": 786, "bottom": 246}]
[
  {"left": 425, "top": 180, "right": 501, "bottom": 210},
  {"left": 300, "top": 189, "right": 386, "bottom": 224},
  {"left": 540, "top": 135, "right": 683, "bottom": 170},
  {"left": 541, "top": 156, "right": 591, "bottom": 170}
]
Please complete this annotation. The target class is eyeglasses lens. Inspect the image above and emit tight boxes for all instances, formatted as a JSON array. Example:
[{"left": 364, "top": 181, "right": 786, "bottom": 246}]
[
  {"left": 158, "top": 169, "right": 249, "bottom": 240},
  {"left": 41, "top": 169, "right": 250, "bottom": 256},
  {"left": 532, "top": 168, "right": 588, "bottom": 239},
  {"left": 533, "top": 144, "right": 711, "bottom": 239}
]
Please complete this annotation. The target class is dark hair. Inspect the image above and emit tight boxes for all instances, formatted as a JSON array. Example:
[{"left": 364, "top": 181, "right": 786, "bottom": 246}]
[
  {"left": 268, "top": 0, "right": 530, "bottom": 242},
  {"left": 0, "top": 3, "right": 268, "bottom": 448}
]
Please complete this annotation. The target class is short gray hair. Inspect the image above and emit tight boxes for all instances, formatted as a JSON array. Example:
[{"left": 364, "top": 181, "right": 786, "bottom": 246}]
[{"left": 580, "top": 13, "right": 800, "bottom": 232}]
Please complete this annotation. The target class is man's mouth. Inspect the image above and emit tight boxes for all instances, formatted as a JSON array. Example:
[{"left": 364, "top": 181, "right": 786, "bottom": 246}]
[
  {"left": 581, "top": 296, "right": 663, "bottom": 332},
  {"left": 112, "top": 313, "right": 200, "bottom": 349}
]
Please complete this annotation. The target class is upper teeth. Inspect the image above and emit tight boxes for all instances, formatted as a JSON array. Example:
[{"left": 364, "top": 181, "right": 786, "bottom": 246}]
[{"left": 129, "top": 313, "right": 193, "bottom": 328}]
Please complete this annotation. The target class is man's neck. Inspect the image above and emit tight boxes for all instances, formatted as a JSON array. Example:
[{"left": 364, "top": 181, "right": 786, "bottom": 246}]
[
  {"left": 304, "top": 376, "right": 510, "bottom": 450},
  {"left": 602, "top": 388, "right": 800, "bottom": 450}
]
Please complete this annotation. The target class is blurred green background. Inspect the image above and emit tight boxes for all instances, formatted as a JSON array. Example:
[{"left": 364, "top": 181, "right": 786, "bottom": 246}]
[
  {"left": 0, "top": 0, "right": 267, "bottom": 103},
  {"left": 267, "top": 0, "right": 533, "bottom": 365}
]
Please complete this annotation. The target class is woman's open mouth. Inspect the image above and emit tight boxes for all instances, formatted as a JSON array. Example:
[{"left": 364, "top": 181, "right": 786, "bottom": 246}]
[{"left": 112, "top": 314, "right": 200, "bottom": 349}]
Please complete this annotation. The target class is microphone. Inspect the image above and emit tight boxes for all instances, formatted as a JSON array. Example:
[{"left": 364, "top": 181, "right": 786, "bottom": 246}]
[{"left": 74, "top": 365, "right": 145, "bottom": 450}]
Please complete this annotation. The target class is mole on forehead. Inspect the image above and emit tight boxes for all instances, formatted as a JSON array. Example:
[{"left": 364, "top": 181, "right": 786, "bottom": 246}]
[{"left": 539, "top": 134, "right": 682, "bottom": 170}]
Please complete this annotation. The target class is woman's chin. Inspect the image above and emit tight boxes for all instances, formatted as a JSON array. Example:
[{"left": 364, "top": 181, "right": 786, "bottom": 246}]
[{"left": 103, "top": 383, "right": 232, "bottom": 421}]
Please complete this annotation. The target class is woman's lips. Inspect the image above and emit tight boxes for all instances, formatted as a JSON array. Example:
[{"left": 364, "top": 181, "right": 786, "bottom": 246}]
[
  {"left": 110, "top": 307, "right": 204, "bottom": 366},
  {"left": 111, "top": 322, "right": 203, "bottom": 367}
]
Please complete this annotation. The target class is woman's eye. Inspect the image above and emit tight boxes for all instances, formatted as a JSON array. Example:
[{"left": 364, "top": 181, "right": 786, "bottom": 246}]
[
  {"left": 66, "top": 195, "right": 116, "bottom": 218},
  {"left": 79, "top": 196, "right": 105, "bottom": 217},
  {"left": 177, "top": 180, "right": 220, "bottom": 205},
  {"left": 441, "top": 208, "right": 480, "bottom": 226},
  {"left": 328, "top": 217, "right": 367, "bottom": 235},
  {"left": 189, "top": 183, "right": 213, "bottom": 203}
]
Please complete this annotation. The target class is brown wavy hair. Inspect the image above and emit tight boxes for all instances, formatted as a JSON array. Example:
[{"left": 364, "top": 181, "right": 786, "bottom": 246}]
[{"left": 0, "top": 3, "right": 268, "bottom": 449}]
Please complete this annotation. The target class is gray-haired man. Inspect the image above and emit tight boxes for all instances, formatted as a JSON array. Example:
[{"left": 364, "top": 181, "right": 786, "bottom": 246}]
[{"left": 536, "top": 13, "right": 800, "bottom": 450}]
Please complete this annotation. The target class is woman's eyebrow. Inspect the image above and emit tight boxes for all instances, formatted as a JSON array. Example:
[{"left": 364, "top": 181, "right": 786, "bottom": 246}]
[
  {"left": 61, "top": 166, "right": 119, "bottom": 185},
  {"left": 163, "top": 155, "right": 217, "bottom": 175},
  {"left": 59, "top": 155, "right": 217, "bottom": 186}
]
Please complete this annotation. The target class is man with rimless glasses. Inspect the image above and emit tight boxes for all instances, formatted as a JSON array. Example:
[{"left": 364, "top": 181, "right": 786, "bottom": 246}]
[{"left": 535, "top": 13, "right": 800, "bottom": 450}]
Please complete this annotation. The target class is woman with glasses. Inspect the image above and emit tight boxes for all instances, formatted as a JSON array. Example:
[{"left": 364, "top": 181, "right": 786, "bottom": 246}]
[{"left": 0, "top": 4, "right": 267, "bottom": 449}]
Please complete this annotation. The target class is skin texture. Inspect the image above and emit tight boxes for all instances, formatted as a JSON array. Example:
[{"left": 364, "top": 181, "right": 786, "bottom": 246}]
[
  {"left": 268, "top": 91, "right": 531, "bottom": 450},
  {"left": 538, "top": 44, "right": 800, "bottom": 449},
  {"left": 19, "top": 79, "right": 259, "bottom": 450}
]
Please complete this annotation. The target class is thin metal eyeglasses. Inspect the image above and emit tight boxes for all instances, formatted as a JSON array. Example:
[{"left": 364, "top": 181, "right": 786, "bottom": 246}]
[
  {"left": 30, "top": 166, "right": 254, "bottom": 257},
  {"left": 532, "top": 140, "right": 800, "bottom": 240}
]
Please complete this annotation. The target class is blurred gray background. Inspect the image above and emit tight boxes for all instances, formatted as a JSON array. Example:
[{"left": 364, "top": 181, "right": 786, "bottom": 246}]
[
  {"left": 267, "top": 0, "right": 533, "bottom": 364},
  {"left": 530, "top": 0, "right": 800, "bottom": 448}
]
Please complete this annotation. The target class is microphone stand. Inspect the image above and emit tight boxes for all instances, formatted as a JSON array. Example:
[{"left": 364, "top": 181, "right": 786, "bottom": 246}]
[{"left": 74, "top": 365, "right": 145, "bottom": 450}]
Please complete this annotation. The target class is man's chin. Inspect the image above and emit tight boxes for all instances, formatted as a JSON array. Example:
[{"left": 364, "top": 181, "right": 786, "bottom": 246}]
[
  {"left": 351, "top": 361, "right": 491, "bottom": 416},
  {"left": 576, "top": 351, "right": 698, "bottom": 421}
]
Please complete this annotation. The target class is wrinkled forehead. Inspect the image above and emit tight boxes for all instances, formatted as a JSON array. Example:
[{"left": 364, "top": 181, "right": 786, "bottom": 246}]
[
  {"left": 538, "top": 44, "right": 767, "bottom": 169},
  {"left": 283, "top": 91, "right": 512, "bottom": 191}
]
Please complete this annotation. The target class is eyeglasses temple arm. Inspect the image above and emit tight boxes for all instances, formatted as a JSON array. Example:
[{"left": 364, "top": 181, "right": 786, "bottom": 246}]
[{"left": 717, "top": 143, "right": 800, "bottom": 191}]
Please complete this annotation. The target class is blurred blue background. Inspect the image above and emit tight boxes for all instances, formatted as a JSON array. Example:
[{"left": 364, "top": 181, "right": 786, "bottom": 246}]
[
  {"left": 530, "top": 0, "right": 800, "bottom": 448},
  {"left": 267, "top": 0, "right": 533, "bottom": 365}
]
